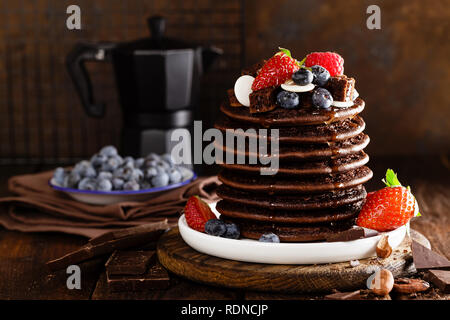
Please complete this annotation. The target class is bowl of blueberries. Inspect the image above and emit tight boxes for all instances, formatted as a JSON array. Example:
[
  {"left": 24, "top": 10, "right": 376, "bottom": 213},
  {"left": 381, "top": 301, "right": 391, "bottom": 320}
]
[{"left": 49, "top": 146, "right": 197, "bottom": 205}]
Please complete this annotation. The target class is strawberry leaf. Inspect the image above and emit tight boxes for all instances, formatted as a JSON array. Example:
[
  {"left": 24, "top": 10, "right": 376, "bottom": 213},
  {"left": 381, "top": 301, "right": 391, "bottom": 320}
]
[
  {"left": 382, "top": 169, "right": 402, "bottom": 187},
  {"left": 278, "top": 47, "right": 291, "bottom": 58},
  {"left": 297, "top": 56, "right": 307, "bottom": 68}
]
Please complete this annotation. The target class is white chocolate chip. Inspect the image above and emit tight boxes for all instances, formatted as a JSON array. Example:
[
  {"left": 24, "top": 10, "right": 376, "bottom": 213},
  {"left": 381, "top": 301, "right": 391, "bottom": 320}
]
[{"left": 234, "top": 75, "right": 254, "bottom": 107}]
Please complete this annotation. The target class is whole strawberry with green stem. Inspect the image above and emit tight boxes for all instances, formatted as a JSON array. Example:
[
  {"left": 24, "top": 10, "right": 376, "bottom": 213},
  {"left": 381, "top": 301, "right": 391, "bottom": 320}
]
[
  {"left": 356, "top": 169, "right": 420, "bottom": 232},
  {"left": 251, "top": 47, "right": 300, "bottom": 91}
]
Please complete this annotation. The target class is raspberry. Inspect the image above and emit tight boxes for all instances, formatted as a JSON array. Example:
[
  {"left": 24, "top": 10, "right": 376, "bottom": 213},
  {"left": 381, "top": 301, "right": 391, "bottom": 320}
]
[{"left": 304, "top": 52, "right": 344, "bottom": 77}]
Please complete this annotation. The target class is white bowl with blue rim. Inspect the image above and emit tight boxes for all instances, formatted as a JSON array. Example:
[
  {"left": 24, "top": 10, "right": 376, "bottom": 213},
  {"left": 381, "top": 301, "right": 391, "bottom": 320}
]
[{"left": 49, "top": 167, "right": 197, "bottom": 206}]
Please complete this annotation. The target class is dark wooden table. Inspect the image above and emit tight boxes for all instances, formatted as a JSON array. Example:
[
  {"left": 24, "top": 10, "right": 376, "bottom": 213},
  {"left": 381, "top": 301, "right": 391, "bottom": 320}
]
[{"left": 0, "top": 156, "right": 448, "bottom": 300}]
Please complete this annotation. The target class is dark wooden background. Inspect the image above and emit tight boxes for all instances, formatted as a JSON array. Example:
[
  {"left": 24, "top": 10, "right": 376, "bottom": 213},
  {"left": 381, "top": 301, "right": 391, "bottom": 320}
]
[{"left": 0, "top": 0, "right": 448, "bottom": 164}]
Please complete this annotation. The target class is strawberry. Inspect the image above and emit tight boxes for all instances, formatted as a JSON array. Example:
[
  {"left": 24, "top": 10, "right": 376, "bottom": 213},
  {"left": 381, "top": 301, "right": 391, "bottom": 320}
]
[
  {"left": 356, "top": 169, "right": 420, "bottom": 232},
  {"left": 184, "top": 195, "right": 217, "bottom": 232},
  {"left": 304, "top": 52, "right": 344, "bottom": 76},
  {"left": 251, "top": 48, "right": 300, "bottom": 91}
]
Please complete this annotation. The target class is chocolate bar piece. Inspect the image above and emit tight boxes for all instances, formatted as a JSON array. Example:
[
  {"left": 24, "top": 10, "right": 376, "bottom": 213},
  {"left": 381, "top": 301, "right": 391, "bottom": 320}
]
[
  {"left": 324, "top": 75, "right": 355, "bottom": 102},
  {"left": 249, "top": 86, "right": 277, "bottom": 113},
  {"left": 326, "top": 226, "right": 377, "bottom": 242},
  {"left": 241, "top": 60, "right": 265, "bottom": 77},
  {"left": 46, "top": 220, "right": 169, "bottom": 272},
  {"left": 411, "top": 240, "right": 450, "bottom": 271},
  {"left": 425, "top": 270, "right": 450, "bottom": 293},
  {"left": 106, "top": 258, "right": 170, "bottom": 292},
  {"left": 324, "top": 290, "right": 361, "bottom": 300},
  {"left": 227, "top": 89, "right": 243, "bottom": 107},
  {"left": 105, "top": 250, "right": 156, "bottom": 276}
]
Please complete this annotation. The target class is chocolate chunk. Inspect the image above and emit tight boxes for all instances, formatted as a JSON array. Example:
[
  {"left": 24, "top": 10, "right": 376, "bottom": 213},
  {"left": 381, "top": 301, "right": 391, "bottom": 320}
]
[
  {"left": 46, "top": 220, "right": 169, "bottom": 272},
  {"left": 227, "top": 89, "right": 243, "bottom": 107},
  {"left": 425, "top": 270, "right": 450, "bottom": 293},
  {"left": 241, "top": 60, "right": 265, "bottom": 77},
  {"left": 106, "top": 254, "right": 170, "bottom": 292},
  {"left": 105, "top": 250, "right": 156, "bottom": 276},
  {"left": 324, "top": 290, "right": 361, "bottom": 300},
  {"left": 249, "top": 86, "right": 277, "bottom": 113},
  {"left": 325, "top": 226, "right": 365, "bottom": 242},
  {"left": 411, "top": 240, "right": 450, "bottom": 271},
  {"left": 324, "top": 75, "right": 355, "bottom": 102}
]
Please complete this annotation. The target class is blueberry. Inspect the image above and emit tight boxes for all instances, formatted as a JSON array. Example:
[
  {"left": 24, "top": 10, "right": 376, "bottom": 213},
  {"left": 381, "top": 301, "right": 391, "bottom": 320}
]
[
  {"left": 223, "top": 223, "right": 240, "bottom": 239},
  {"left": 161, "top": 154, "right": 175, "bottom": 166},
  {"left": 258, "top": 232, "right": 280, "bottom": 243},
  {"left": 112, "top": 178, "right": 125, "bottom": 190},
  {"left": 146, "top": 153, "right": 160, "bottom": 162},
  {"left": 122, "top": 157, "right": 135, "bottom": 169},
  {"left": 143, "top": 159, "right": 158, "bottom": 169},
  {"left": 292, "top": 69, "right": 313, "bottom": 85},
  {"left": 53, "top": 167, "right": 66, "bottom": 185},
  {"left": 311, "top": 65, "right": 330, "bottom": 86},
  {"left": 312, "top": 88, "right": 333, "bottom": 109},
  {"left": 78, "top": 177, "right": 96, "bottom": 190},
  {"left": 123, "top": 180, "right": 140, "bottom": 191},
  {"left": 97, "top": 179, "right": 112, "bottom": 191},
  {"left": 276, "top": 91, "right": 300, "bottom": 109},
  {"left": 97, "top": 171, "right": 113, "bottom": 180},
  {"left": 90, "top": 153, "right": 107, "bottom": 169},
  {"left": 99, "top": 145, "right": 118, "bottom": 157},
  {"left": 73, "top": 161, "right": 96, "bottom": 178},
  {"left": 101, "top": 156, "right": 122, "bottom": 172},
  {"left": 131, "top": 168, "right": 144, "bottom": 181},
  {"left": 63, "top": 172, "right": 81, "bottom": 188},
  {"left": 145, "top": 167, "right": 158, "bottom": 179},
  {"left": 151, "top": 172, "right": 169, "bottom": 188},
  {"left": 113, "top": 167, "right": 124, "bottom": 179},
  {"left": 204, "top": 219, "right": 227, "bottom": 237},
  {"left": 167, "top": 168, "right": 182, "bottom": 184},
  {"left": 156, "top": 160, "right": 170, "bottom": 170},
  {"left": 134, "top": 158, "right": 145, "bottom": 168}
]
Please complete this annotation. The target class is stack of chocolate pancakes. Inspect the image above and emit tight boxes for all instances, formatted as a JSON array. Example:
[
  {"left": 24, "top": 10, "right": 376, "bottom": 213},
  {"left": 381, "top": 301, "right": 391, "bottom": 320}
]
[{"left": 214, "top": 66, "right": 373, "bottom": 242}]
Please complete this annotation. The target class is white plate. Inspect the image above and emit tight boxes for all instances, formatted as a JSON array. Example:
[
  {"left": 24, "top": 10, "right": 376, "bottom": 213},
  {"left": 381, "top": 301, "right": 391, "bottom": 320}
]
[
  {"left": 178, "top": 202, "right": 407, "bottom": 265},
  {"left": 49, "top": 167, "right": 196, "bottom": 205}
]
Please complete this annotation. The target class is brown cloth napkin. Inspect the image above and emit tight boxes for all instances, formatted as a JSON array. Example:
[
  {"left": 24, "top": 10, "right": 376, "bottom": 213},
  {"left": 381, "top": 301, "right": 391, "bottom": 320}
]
[{"left": 0, "top": 171, "right": 220, "bottom": 238}]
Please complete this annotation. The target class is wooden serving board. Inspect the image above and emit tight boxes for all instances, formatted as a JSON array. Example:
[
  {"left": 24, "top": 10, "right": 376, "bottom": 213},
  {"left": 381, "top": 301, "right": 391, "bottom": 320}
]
[{"left": 157, "top": 228, "right": 430, "bottom": 293}]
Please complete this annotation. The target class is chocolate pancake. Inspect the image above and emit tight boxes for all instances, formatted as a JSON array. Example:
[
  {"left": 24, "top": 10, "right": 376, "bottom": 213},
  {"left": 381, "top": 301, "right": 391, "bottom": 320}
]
[
  {"left": 214, "top": 114, "right": 365, "bottom": 143},
  {"left": 216, "top": 199, "right": 364, "bottom": 224},
  {"left": 220, "top": 97, "right": 365, "bottom": 127},
  {"left": 217, "top": 184, "right": 367, "bottom": 210},
  {"left": 222, "top": 216, "right": 357, "bottom": 242},
  {"left": 219, "top": 151, "right": 369, "bottom": 176},
  {"left": 218, "top": 166, "right": 373, "bottom": 194},
  {"left": 216, "top": 133, "right": 370, "bottom": 161}
]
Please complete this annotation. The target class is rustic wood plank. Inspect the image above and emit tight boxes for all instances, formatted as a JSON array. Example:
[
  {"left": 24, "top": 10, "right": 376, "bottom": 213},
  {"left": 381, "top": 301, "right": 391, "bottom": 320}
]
[
  {"left": 156, "top": 227, "right": 428, "bottom": 294},
  {"left": 0, "top": 229, "right": 105, "bottom": 299}
]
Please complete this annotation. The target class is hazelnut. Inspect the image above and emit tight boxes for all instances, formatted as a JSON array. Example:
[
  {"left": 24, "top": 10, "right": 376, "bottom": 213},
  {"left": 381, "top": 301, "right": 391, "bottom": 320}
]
[
  {"left": 368, "top": 269, "right": 394, "bottom": 296},
  {"left": 376, "top": 235, "right": 392, "bottom": 258}
]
